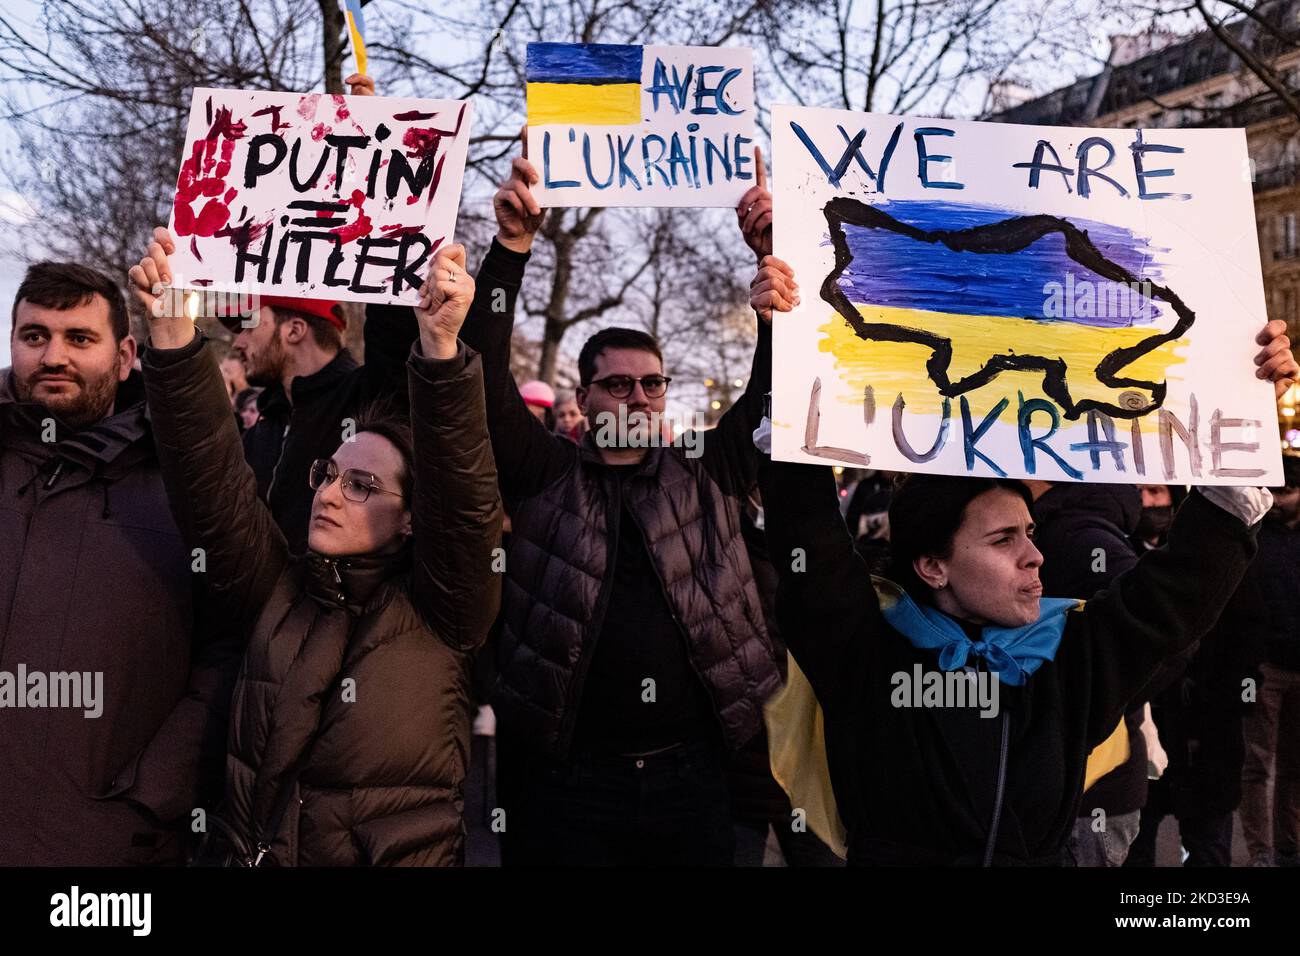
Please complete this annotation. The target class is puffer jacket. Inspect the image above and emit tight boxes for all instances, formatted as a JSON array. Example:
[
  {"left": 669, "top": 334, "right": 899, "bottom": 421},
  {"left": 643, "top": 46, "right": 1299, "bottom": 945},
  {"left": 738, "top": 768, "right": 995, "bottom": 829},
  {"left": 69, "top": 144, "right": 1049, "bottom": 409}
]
[
  {"left": 458, "top": 243, "right": 780, "bottom": 761},
  {"left": 141, "top": 331, "right": 502, "bottom": 865},
  {"left": 0, "top": 368, "right": 239, "bottom": 865}
]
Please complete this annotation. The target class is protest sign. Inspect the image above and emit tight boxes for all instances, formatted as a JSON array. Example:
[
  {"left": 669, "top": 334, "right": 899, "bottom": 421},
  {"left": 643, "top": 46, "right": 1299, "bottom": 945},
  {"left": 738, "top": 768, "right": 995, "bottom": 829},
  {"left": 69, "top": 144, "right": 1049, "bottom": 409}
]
[
  {"left": 526, "top": 42, "right": 754, "bottom": 207},
  {"left": 167, "top": 87, "right": 472, "bottom": 306},
  {"left": 770, "top": 104, "right": 1281, "bottom": 485}
]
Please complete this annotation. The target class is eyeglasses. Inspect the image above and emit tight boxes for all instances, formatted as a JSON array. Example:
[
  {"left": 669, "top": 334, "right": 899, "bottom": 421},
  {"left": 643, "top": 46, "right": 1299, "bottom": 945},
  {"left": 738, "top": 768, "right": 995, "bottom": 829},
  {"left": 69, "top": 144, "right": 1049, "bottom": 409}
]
[
  {"left": 588, "top": 375, "right": 672, "bottom": 399},
  {"left": 308, "top": 459, "right": 404, "bottom": 503}
]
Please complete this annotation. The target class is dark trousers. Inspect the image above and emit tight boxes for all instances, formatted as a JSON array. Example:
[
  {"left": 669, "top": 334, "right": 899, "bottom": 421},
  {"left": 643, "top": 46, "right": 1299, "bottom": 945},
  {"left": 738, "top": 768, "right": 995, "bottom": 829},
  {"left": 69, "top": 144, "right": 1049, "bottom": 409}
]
[
  {"left": 1125, "top": 779, "right": 1234, "bottom": 867},
  {"left": 502, "top": 739, "right": 734, "bottom": 866}
]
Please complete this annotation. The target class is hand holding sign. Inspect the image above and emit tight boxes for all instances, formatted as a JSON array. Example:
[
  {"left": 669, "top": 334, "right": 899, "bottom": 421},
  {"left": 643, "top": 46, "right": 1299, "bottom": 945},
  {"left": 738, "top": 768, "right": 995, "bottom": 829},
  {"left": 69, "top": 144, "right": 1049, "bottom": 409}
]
[
  {"left": 1254, "top": 318, "right": 1299, "bottom": 399},
  {"left": 750, "top": 255, "right": 799, "bottom": 325},
  {"left": 736, "top": 145, "right": 771, "bottom": 261},
  {"left": 344, "top": 73, "right": 376, "bottom": 97},
  {"left": 415, "top": 244, "right": 474, "bottom": 360},
  {"left": 129, "top": 227, "right": 195, "bottom": 349},
  {"left": 494, "top": 135, "right": 544, "bottom": 254}
]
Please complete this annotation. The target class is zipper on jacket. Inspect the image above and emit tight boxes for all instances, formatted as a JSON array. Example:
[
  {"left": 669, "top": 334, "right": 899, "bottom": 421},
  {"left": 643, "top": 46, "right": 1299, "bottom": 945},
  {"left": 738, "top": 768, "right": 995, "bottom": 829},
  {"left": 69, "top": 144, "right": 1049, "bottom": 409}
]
[
  {"left": 625, "top": 501, "right": 729, "bottom": 742},
  {"left": 556, "top": 473, "right": 624, "bottom": 759},
  {"left": 43, "top": 458, "right": 65, "bottom": 490},
  {"left": 265, "top": 420, "right": 291, "bottom": 503}
]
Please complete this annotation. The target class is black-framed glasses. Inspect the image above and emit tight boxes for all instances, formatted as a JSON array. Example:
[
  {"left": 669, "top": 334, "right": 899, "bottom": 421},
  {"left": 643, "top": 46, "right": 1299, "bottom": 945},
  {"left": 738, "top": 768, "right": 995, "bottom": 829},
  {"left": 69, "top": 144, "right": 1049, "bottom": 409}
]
[
  {"left": 588, "top": 375, "right": 672, "bottom": 399},
  {"left": 308, "top": 459, "right": 404, "bottom": 504}
]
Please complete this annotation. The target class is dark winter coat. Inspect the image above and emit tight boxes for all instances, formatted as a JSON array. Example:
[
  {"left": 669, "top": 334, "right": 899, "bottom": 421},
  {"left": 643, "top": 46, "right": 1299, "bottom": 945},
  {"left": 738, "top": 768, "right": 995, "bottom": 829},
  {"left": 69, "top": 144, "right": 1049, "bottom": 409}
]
[
  {"left": 142, "top": 331, "right": 502, "bottom": 866},
  {"left": 0, "top": 369, "right": 239, "bottom": 865}
]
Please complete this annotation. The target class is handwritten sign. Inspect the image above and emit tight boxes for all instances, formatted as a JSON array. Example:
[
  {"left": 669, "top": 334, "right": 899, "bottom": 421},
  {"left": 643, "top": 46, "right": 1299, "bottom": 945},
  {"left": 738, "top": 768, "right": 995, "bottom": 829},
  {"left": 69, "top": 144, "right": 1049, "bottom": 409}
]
[
  {"left": 167, "top": 87, "right": 472, "bottom": 305},
  {"left": 770, "top": 104, "right": 1281, "bottom": 485},
  {"left": 526, "top": 42, "right": 754, "bottom": 207}
]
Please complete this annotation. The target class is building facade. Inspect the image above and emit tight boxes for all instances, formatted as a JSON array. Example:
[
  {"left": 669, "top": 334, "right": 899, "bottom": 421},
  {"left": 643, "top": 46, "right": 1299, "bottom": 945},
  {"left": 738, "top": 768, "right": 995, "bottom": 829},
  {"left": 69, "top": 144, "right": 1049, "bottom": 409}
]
[{"left": 990, "top": 3, "right": 1300, "bottom": 443}]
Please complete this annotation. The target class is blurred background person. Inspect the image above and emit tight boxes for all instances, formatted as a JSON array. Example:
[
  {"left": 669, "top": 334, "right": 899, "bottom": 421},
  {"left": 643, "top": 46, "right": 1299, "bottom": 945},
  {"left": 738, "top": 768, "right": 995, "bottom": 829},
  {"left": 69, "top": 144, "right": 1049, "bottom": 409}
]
[
  {"left": 519, "top": 379, "right": 555, "bottom": 430},
  {"left": 1238, "top": 455, "right": 1300, "bottom": 867},
  {"left": 554, "top": 390, "right": 584, "bottom": 441},
  {"left": 220, "top": 354, "right": 248, "bottom": 403},
  {"left": 234, "top": 387, "right": 261, "bottom": 433}
]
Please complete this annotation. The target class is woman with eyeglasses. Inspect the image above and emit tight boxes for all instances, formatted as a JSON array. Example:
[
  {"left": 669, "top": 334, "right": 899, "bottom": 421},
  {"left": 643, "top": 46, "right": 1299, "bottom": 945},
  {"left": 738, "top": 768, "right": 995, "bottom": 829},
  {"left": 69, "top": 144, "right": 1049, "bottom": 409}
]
[{"left": 130, "top": 230, "right": 502, "bottom": 866}]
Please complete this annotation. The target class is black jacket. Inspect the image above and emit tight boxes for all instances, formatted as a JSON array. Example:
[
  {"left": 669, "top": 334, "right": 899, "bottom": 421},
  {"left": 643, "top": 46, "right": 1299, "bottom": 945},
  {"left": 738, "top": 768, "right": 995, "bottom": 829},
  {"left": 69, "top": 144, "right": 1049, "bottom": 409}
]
[
  {"left": 1230, "top": 516, "right": 1300, "bottom": 672},
  {"left": 759, "top": 458, "right": 1258, "bottom": 866},
  {"left": 1034, "top": 482, "right": 1149, "bottom": 818}
]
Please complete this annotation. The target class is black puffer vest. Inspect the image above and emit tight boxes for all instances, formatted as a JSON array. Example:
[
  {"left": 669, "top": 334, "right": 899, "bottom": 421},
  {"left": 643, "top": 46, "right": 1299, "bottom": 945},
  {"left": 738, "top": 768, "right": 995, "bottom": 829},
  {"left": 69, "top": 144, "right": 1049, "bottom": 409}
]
[{"left": 494, "top": 437, "right": 781, "bottom": 760}]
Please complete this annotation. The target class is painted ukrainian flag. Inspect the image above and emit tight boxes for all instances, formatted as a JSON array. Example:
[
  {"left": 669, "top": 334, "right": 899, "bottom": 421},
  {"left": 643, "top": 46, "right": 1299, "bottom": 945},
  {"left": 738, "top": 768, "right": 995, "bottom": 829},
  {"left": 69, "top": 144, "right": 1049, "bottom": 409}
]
[
  {"left": 526, "top": 42, "right": 643, "bottom": 127},
  {"left": 819, "top": 199, "right": 1190, "bottom": 418}
]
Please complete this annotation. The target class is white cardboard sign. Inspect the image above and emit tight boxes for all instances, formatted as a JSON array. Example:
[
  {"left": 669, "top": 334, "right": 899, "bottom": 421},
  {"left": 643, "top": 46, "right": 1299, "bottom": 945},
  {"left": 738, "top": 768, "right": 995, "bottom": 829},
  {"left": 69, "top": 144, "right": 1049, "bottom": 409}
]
[
  {"left": 167, "top": 87, "right": 472, "bottom": 305},
  {"left": 771, "top": 104, "right": 1281, "bottom": 486}
]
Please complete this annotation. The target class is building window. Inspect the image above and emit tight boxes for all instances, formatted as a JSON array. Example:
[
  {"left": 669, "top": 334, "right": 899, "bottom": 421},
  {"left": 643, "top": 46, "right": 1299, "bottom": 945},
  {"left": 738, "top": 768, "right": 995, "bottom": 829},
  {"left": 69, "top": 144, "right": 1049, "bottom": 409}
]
[{"left": 1284, "top": 212, "right": 1298, "bottom": 258}]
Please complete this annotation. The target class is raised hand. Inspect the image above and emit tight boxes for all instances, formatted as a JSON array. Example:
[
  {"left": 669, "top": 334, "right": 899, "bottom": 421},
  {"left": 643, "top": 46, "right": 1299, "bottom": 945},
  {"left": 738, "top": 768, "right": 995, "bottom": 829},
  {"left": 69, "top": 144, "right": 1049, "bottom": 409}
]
[
  {"left": 750, "top": 255, "right": 799, "bottom": 324},
  {"left": 344, "top": 73, "right": 376, "bottom": 96},
  {"left": 493, "top": 129, "right": 543, "bottom": 253},
  {"left": 415, "top": 244, "right": 474, "bottom": 360},
  {"left": 1254, "top": 318, "right": 1299, "bottom": 399},
  {"left": 128, "top": 227, "right": 196, "bottom": 349},
  {"left": 736, "top": 145, "right": 772, "bottom": 261}
]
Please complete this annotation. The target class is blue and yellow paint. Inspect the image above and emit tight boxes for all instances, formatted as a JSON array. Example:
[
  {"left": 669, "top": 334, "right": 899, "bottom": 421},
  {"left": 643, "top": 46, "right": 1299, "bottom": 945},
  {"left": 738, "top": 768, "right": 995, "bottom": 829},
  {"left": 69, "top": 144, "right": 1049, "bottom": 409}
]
[{"left": 526, "top": 42, "right": 642, "bottom": 126}]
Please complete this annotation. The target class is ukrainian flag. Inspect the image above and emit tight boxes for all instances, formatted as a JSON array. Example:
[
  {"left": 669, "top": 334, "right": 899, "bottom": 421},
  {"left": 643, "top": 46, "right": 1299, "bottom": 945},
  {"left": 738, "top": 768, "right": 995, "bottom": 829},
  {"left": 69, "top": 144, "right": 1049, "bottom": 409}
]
[{"left": 526, "top": 42, "right": 642, "bottom": 127}]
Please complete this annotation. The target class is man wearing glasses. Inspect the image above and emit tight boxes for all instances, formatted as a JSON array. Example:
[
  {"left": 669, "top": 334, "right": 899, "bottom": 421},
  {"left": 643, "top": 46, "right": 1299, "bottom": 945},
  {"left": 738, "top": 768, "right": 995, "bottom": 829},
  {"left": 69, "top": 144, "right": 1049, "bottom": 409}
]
[{"left": 464, "top": 151, "right": 783, "bottom": 866}]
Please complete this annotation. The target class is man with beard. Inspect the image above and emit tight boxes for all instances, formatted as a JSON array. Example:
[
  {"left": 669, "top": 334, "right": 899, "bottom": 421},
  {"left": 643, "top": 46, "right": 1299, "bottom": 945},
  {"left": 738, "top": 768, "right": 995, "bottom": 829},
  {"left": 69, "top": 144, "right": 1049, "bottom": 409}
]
[
  {"left": 464, "top": 151, "right": 782, "bottom": 866},
  {"left": 0, "top": 262, "right": 239, "bottom": 864}
]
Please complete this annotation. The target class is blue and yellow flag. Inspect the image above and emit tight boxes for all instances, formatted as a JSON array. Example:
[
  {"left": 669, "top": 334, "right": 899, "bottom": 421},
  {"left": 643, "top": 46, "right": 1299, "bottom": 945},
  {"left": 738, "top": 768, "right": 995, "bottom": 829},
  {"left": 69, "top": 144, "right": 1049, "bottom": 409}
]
[
  {"left": 526, "top": 42, "right": 643, "bottom": 126},
  {"left": 344, "top": 0, "right": 368, "bottom": 77}
]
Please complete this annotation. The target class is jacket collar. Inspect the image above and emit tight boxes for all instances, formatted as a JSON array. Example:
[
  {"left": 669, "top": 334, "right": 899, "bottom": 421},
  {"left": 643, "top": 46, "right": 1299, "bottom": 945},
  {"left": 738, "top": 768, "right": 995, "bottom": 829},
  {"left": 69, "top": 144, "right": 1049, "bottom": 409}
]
[
  {"left": 0, "top": 366, "right": 151, "bottom": 471},
  {"left": 873, "top": 577, "right": 1082, "bottom": 687},
  {"left": 577, "top": 431, "right": 666, "bottom": 478},
  {"left": 303, "top": 544, "right": 411, "bottom": 612},
  {"left": 257, "top": 349, "right": 358, "bottom": 413}
]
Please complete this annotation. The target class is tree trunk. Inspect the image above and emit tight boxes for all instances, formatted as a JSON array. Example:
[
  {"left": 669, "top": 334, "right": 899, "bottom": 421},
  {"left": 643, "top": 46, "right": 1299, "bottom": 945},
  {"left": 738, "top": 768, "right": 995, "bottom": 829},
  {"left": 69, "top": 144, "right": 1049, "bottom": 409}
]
[{"left": 319, "top": 0, "right": 347, "bottom": 95}]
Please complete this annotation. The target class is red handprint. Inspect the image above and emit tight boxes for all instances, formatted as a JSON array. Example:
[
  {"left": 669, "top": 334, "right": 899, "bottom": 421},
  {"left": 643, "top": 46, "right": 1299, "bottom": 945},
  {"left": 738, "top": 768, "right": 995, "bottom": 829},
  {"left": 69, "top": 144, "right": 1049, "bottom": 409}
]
[{"left": 173, "top": 106, "right": 248, "bottom": 238}]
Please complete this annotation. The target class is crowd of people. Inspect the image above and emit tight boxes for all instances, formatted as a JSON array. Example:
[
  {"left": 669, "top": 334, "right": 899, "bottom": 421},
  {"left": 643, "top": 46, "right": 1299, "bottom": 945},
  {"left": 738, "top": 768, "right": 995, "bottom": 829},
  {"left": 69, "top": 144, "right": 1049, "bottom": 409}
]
[{"left": 1, "top": 70, "right": 1298, "bottom": 868}]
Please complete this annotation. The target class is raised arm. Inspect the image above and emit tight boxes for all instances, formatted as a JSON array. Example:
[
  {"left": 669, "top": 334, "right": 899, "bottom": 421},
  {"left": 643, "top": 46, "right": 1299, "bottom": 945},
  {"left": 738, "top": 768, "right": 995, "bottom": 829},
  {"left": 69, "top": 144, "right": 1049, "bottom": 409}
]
[
  {"left": 1070, "top": 489, "right": 1260, "bottom": 747},
  {"left": 700, "top": 154, "right": 791, "bottom": 494},
  {"left": 699, "top": 313, "right": 772, "bottom": 495},
  {"left": 132, "top": 228, "right": 291, "bottom": 635},
  {"left": 407, "top": 243, "right": 504, "bottom": 651},
  {"left": 1069, "top": 318, "right": 1295, "bottom": 745},
  {"left": 758, "top": 450, "right": 884, "bottom": 710},
  {"left": 458, "top": 152, "right": 575, "bottom": 506}
]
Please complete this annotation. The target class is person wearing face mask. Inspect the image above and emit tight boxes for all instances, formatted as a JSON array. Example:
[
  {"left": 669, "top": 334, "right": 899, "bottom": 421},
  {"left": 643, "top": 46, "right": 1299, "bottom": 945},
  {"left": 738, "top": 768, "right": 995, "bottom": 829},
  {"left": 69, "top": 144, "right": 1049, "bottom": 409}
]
[
  {"left": 1123, "top": 478, "right": 1253, "bottom": 867},
  {"left": 130, "top": 232, "right": 503, "bottom": 866},
  {"left": 754, "top": 264, "right": 1297, "bottom": 863},
  {"left": 1133, "top": 484, "right": 1185, "bottom": 551}
]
